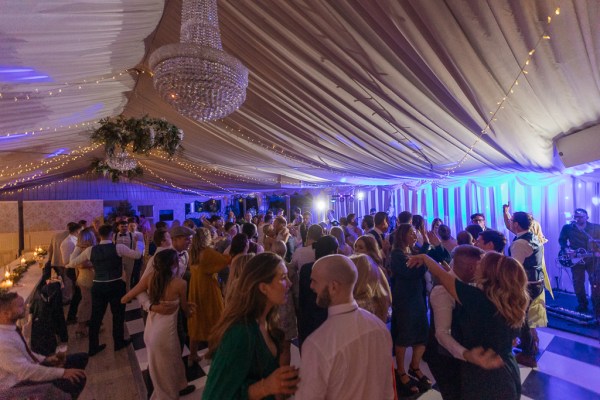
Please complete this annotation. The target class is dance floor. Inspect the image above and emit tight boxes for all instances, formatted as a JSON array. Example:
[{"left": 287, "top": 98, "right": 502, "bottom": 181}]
[{"left": 123, "top": 299, "right": 600, "bottom": 400}]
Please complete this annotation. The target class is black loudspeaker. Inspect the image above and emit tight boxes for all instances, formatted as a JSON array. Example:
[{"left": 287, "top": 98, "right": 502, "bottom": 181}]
[{"left": 555, "top": 124, "right": 600, "bottom": 167}]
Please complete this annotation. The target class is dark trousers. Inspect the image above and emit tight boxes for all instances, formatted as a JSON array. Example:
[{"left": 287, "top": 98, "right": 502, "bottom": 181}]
[
  {"left": 426, "top": 351, "right": 462, "bottom": 400},
  {"left": 66, "top": 269, "right": 81, "bottom": 321},
  {"left": 16, "top": 353, "right": 89, "bottom": 399},
  {"left": 519, "top": 281, "right": 544, "bottom": 356},
  {"left": 89, "top": 280, "right": 126, "bottom": 351},
  {"left": 131, "top": 258, "right": 142, "bottom": 288},
  {"left": 572, "top": 261, "right": 597, "bottom": 308},
  {"left": 42, "top": 264, "right": 65, "bottom": 282}
]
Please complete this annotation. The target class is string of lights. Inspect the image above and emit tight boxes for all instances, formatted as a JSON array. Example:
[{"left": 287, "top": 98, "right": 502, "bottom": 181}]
[
  {"left": 139, "top": 161, "right": 227, "bottom": 196},
  {"left": 0, "top": 144, "right": 100, "bottom": 178},
  {"left": 0, "top": 121, "right": 96, "bottom": 139},
  {"left": 0, "top": 173, "right": 88, "bottom": 196},
  {"left": 443, "top": 7, "right": 561, "bottom": 178},
  {"left": 148, "top": 150, "right": 280, "bottom": 186},
  {"left": 0, "top": 144, "right": 101, "bottom": 190}
]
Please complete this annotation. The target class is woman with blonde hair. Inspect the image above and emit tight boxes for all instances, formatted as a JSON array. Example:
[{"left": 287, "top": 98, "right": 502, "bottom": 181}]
[
  {"left": 349, "top": 254, "right": 391, "bottom": 323},
  {"left": 330, "top": 226, "right": 352, "bottom": 256},
  {"left": 69, "top": 227, "right": 96, "bottom": 338},
  {"left": 203, "top": 253, "right": 299, "bottom": 399},
  {"left": 408, "top": 251, "right": 529, "bottom": 400},
  {"left": 187, "top": 227, "right": 231, "bottom": 366}
]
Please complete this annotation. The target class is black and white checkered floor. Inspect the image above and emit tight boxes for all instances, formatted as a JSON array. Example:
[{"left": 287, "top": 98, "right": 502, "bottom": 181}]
[{"left": 124, "top": 299, "right": 600, "bottom": 399}]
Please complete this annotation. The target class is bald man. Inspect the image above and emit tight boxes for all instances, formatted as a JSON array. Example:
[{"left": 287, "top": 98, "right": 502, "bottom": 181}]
[{"left": 295, "top": 254, "right": 394, "bottom": 400}]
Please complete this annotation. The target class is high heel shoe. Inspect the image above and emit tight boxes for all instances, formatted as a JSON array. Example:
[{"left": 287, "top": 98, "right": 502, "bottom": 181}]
[
  {"left": 408, "top": 367, "right": 432, "bottom": 392},
  {"left": 395, "top": 370, "right": 419, "bottom": 396}
]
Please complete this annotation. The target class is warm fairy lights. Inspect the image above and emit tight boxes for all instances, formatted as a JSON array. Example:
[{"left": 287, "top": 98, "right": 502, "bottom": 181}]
[
  {"left": 148, "top": 150, "right": 279, "bottom": 186},
  {"left": 443, "top": 7, "right": 561, "bottom": 178},
  {"left": 0, "top": 121, "right": 95, "bottom": 139},
  {"left": 0, "top": 144, "right": 101, "bottom": 190},
  {"left": 139, "top": 162, "right": 217, "bottom": 196},
  {"left": 0, "top": 68, "right": 151, "bottom": 105},
  {"left": 0, "top": 144, "right": 100, "bottom": 179},
  {"left": 0, "top": 173, "right": 88, "bottom": 196}
]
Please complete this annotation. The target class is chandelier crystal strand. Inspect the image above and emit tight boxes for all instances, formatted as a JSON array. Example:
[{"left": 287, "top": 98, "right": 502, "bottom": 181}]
[
  {"left": 149, "top": 0, "right": 248, "bottom": 121},
  {"left": 106, "top": 149, "right": 137, "bottom": 172}
]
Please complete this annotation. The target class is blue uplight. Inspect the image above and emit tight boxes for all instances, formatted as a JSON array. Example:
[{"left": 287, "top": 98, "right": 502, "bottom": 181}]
[
  {"left": 46, "top": 148, "right": 67, "bottom": 158},
  {"left": 0, "top": 66, "right": 53, "bottom": 83}
]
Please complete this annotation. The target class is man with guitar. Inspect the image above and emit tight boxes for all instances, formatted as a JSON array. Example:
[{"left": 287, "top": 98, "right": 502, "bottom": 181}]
[{"left": 558, "top": 208, "right": 600, "bottom": 314}]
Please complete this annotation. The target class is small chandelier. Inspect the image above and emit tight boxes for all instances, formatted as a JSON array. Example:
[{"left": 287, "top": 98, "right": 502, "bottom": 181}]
[
  {"left": 149, "top": 0, "right": 248, "bottom": 121},
  {"left": 106, "top": 149, "right": 137, "bottom": 172}
]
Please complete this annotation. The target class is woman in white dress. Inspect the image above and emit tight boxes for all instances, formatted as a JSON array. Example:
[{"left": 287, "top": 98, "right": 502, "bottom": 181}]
[{"left": 122, "top": 249, "right": 195, "bottom": 399}]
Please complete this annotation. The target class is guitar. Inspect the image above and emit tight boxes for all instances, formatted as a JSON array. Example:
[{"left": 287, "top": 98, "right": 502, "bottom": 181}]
[{"left": 557, "top": 248, "right": 597, "bottom": 268}]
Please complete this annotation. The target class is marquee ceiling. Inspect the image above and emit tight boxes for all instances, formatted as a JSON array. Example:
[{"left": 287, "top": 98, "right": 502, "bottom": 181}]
[{"left": 1, "top": 0, "right": 599, "bottom": 195}]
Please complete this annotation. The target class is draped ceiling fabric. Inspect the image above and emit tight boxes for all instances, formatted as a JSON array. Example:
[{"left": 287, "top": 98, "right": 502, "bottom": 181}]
[{"left": 1, "top": 0, "right": 600, "bottom": 194}]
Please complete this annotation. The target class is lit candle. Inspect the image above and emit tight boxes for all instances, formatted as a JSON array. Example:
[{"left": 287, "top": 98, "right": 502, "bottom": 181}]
[
  {"left": 6, "top": 279, "right": 12, "bottom": 288},
  {"left": 33, "top": 251, "right": 38, "bottom": 257},
  {"left": 38, "top": 247, "right": 42, "bottom": 252},
  {"left": 20, "top": 257, "right": 26, "bottom": 266},
  {"left": 4, "top": 270, "right": 9, "bottom": 279}
]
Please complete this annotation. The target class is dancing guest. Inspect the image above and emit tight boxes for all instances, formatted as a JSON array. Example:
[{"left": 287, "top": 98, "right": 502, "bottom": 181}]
[
  {"left": 69, "top": 228, "right": 97, "bottom": 338},
  {"left": 66, "top": 224, "right": 142, "bottom": 356},
  {"left": 187, "top": 228, "right": 231, "bottom": 366},
  {"left": 350, "top": 254, "right": 391, "bottom": 323},
  {"left": 61, "top": 222, "right": 82, "bottom": 324},
  {"left": 506, "top": 212, "right": 545, "bottom": 368},
  {"left": 390, "top": 223, "right": 433, "bottom": 395},
  {"left": 470, "top": 213, "right": 488, "bottom": 231},
  {"left": 431, "top": 218, "right": 443, "bottom": 236},
  {"left": 224, "top": 254, "right": 255, "bottom": 305},
  {"left": 408, "top": 252, "right": 528, "bottom": 400},
  {"left": 438, "top": 225, "right": 458, "bottom": 254},
  {"left": 203, "top": 253, "right": 299, "bottom": 400},
  {"left": 344, "top": 213, "right": 362, "bottom": 247},
  {"left": 353, "top": 235, "right": 384, "bottom": 273},
  {"left": 294, "top": 255, "right": 394, "bottom": 400},
  {"left": 122, "top": 249, "right": 195, "bottom": 399},
  {"left": 330, "top": 226, "right": 352, "bottom": 256}
]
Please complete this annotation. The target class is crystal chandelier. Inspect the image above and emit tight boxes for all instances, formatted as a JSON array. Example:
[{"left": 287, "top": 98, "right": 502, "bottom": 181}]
[
  {"left": 149, "top": 0, "right": 248, "bottom": 121},
  {"left": 106, "top": 149, "right": 137, "bottom": 172}
]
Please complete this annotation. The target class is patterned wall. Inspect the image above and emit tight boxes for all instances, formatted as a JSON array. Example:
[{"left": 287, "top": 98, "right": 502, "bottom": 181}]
[
  {"left": 0, "top": 202, "right": 18, "bottom": 233},
  {"left": 23, "top": 200, "right": 103, "bottom": 231}
]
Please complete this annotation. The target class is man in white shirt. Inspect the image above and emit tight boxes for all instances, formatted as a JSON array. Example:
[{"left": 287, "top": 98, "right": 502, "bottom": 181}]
[
  {"left": 427, "top": 245, "right": 486, "bottom": 400},
  {"left": 113, "top": 220, "right": 143, "bottom": 292},
  {"left": 67, "top": 224, "right": 142, "bottom": 357},
  {"left": 61, "top": 222, "right": 82, "bottom": 324},
  {"left": 0, "top": 292, "right": 87, "bottom": 397},
  {"left": 295, "top": 254, "right": 394, "bottom": 400}
]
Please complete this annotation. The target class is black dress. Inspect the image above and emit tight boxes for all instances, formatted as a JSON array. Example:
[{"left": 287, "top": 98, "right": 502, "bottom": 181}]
[
  {"left": 390, "top": 245, "right": 430, "bottom": 346},
  {"left": 455, "top": 280, "right": 521, "bottom": 400}
]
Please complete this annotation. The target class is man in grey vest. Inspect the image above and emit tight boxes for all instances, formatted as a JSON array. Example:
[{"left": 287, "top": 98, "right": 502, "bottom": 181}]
[
  {"left": 508, "top": 212, "right": 544, "bottom": 368},
  {"left": 67, "top": 224, "right": 141, "bottom": 356}
]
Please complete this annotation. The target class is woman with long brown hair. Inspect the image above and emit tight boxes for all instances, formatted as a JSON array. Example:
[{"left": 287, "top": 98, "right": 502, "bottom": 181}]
[
  {"left": 353, "top": 235, "right": 384, "bottom": 270},
  {"left": 349, "top": 254, "right": 391, "bottom": 323},
  {"left": 390, "top": 223, "right": 433, "bottom": 395},
  {"left": 202, "top": 253, "right": 299, "bottom": 400},
  {"left": 122, "top": 249, "right": 194, "bottom": 399},
  {"left": 408, "top": 251, "right": 529, "bottom": 400}
]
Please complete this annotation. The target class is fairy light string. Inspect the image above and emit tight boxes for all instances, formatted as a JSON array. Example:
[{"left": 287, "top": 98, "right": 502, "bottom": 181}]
[{"left": 443, "top": 7, "right": 561, "bottom": 178}]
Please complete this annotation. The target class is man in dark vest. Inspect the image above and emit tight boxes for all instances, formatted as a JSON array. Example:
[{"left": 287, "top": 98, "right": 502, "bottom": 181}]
[
  {"left": 508, "top": 211, "right": 544, "bottom": 368},
  {"left": 67, "top": 224, "right": 141, "bottom": 356}
]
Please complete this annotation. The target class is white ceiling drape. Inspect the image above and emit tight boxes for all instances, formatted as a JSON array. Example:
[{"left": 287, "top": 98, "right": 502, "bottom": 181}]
[{"left": 1, "top": 0, "right": 599, "bottom": 194}]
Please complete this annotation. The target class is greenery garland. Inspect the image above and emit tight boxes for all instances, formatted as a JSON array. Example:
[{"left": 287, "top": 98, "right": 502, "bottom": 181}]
[
  {"left": 91, "top": 115, "right": 183, "bottom": 157},
  {"left": 0, "top": 260, "right": 37, "bottom": 294},
  {"left": 89, "top": 115, "right": 182, "bottom": 181},
  {"left": 91, "top": 159, "right": 144, "bottom": 182}
]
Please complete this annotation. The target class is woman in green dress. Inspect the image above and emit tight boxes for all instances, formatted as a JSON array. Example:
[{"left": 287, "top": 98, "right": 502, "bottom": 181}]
[
  {"left": 203, "top": 252, "right": 300, "bottom": 400},
  {"left": 408, "top": 251, "right": 529, "bottom": 400}
]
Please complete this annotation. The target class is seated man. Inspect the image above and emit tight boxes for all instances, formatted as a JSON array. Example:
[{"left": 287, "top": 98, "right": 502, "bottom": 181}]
[{"left": 0, "top": 293, "right": 87, "bottom": 398}]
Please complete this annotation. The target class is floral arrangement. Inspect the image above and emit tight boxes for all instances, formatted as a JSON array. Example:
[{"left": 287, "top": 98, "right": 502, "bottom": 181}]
[
  {"left": 89, "top": 115, "right": 183, "bottom": 181},
  {"left": 91, "top": 158, "right": 144, "bottom": 182},
  {"left": 0, "top": 260, "right": 37, "bottom": 293},
  {"left": 91, "top": 115, "right": 184, "bottom": 157}
]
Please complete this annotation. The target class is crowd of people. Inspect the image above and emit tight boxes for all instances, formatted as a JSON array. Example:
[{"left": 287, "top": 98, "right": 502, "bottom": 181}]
[{"left": 0, "top": 205, "right": 599, "bottom": 399}]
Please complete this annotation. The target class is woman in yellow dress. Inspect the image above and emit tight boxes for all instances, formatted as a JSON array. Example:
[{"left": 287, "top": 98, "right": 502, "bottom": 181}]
[{"left": 188, "top": 227, "right": 231, "bottom": 365}]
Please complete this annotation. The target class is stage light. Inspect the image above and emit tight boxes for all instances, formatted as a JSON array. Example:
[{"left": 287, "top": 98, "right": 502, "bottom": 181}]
[
  {"left": 356, "top": 192, "right": 365, "bottom": 200},
  {"left": 316, "top": 200, "right": 326, "bottom": 211},
  {"left": 592, "top": 197, "right": 600, "bottom": 206}
]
